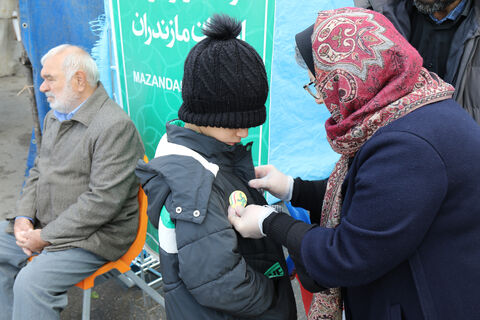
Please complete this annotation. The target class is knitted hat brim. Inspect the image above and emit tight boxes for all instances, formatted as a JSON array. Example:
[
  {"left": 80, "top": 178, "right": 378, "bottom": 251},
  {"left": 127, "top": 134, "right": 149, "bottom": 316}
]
[{"left": 178, "top": 102, "right": 266, "bottom": 129}]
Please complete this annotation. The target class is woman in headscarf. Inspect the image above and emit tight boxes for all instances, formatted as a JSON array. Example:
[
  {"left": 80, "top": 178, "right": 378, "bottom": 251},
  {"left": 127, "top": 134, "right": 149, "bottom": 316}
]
[{"left": 228, "top": 7, "right": 480, "bottom": 320}]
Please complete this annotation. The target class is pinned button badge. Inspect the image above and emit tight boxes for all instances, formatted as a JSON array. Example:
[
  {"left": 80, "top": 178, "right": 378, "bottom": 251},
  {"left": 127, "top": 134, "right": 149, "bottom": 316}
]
[{"left": 229, "top": 190, "right": 247, "bottom": 210}]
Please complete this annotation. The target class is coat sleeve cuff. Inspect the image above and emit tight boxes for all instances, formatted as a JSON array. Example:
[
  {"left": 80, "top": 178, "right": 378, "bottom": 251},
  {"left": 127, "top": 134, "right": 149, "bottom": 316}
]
[
  {"left": 40, "top": 224, "right": 57, "bottom": 244},
  {"left": 262, "top": 211, "right": 315, "bottom": 256},
  {"left": 263, "top": 211, "right": 325, "bottom": 292}
]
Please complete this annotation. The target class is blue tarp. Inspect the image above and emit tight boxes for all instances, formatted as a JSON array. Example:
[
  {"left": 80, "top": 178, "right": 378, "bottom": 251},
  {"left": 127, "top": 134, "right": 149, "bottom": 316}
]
[
  {"left": 269, "top": 0, "right": 353, "bottom": 183},
  {"left": 19, "top": 1, "right": 105, "bottom": 176},
  {"left": 265, "top": 0, "right": 352, "bottom": 202}
]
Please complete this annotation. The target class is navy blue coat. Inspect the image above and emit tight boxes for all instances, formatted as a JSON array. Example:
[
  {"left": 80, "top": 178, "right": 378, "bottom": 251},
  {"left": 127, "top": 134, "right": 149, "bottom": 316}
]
[{"left": 270, "top": 99, "right": 480, "bottom": 319}]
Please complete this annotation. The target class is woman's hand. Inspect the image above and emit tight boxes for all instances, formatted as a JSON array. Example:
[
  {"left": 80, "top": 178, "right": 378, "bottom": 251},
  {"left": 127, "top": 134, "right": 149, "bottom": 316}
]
[
  {"left": 228, "top": 204, "right": 275, "bottom": 239},
  {"left": 248, "top": 165, "right": 293, "bottom": 201}
]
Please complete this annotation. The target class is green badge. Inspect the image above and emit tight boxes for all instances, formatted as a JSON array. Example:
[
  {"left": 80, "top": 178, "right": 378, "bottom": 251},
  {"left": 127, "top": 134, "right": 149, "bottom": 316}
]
[{"left": 264, "top": 262, "right": 284, "bottom": 279}]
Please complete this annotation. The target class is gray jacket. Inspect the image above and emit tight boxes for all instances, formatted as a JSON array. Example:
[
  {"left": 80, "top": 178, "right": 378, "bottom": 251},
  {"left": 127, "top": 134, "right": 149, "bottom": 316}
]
[
  {"left": 355, "top": 0, "right": 480, "bottom": 123},
  {"left": 7, "top": 83, "right": 145, "bottom": 261},
  {"left": 136, "top": 121, "right": 296, "bottom": 319}
]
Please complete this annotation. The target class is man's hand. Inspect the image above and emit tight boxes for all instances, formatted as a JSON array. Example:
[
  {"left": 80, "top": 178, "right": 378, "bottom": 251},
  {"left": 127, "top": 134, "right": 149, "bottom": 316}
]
[
  {"left": 20, "top": 229, "right": 50, "bottom": 254},
  {"left": 228, "top": 204, "right": 275, "bottom": 239},
  {"left": 248, "top": 165, "right": 293, "bottom": 201},
  {"left": 14, "top": 217, "right": 34, "bottom": 256}
]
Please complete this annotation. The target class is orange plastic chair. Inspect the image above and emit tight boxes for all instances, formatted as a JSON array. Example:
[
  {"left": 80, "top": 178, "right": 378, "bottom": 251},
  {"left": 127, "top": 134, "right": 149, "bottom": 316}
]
[
  {"left": 76, "top": 156, "right": 165, "bottom": 319},
  {"left": 27, "top": 157, "right": 164, "bottom": 319},
  {"left": 76, "top": 186, "right": 147, "bottom": 290}
]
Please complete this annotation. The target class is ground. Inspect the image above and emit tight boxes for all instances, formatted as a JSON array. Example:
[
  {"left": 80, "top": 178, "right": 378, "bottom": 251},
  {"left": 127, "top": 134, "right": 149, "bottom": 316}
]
[{"left": 0, "top": 68, "right": 307, "bottom": 319}]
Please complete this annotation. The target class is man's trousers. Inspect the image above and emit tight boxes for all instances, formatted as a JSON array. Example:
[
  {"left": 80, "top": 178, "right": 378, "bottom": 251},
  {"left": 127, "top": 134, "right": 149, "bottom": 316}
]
[{"left": 0, "top": 221, "right": 107, "bottom": 320}]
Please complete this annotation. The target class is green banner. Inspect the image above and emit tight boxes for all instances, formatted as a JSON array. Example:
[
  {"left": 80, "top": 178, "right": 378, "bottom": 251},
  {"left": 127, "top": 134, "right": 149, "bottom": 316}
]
[
  {"left": 110, "top": 0, "right": 275, "bottom": 165},
  {"left": 110, "top": 0, "right": 275, "bottom": 256}
]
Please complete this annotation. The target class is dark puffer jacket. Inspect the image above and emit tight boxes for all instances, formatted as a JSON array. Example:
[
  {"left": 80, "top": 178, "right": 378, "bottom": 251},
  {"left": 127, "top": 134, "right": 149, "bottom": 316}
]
[
  {"left": 135, "top": 120, "right": 296, "bottom": 320},
  {"left": 355, "top": 0, "right": 480, "bottom": 123}
]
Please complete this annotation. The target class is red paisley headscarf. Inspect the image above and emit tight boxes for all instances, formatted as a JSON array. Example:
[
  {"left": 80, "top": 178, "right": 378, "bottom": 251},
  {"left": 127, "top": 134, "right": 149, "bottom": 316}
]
[{"left": 307, "top": 7, "right": 454, "bottom": 320}]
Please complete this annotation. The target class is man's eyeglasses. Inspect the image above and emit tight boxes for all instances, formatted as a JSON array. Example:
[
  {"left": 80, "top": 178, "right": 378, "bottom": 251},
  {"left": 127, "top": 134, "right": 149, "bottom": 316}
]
[{"left": 303, "top": 79, "right": 321, "bottom": 99}]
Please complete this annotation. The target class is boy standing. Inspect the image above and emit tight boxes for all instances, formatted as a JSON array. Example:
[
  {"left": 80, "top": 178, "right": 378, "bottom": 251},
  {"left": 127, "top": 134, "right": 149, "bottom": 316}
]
[{"left": 136, "top": 14, "right": 296, "bottom": 319}]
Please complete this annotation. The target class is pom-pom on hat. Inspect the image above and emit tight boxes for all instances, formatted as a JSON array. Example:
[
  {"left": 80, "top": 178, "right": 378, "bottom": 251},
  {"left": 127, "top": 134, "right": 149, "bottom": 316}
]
[{"left": 178, "top": 14, "right": 268, "bottom": 129}]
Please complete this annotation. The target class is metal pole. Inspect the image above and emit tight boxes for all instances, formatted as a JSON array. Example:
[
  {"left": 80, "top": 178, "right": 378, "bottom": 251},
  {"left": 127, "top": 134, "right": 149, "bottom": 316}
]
[{"left": 18, "top": 50, "right": 42, "bottom": 148}]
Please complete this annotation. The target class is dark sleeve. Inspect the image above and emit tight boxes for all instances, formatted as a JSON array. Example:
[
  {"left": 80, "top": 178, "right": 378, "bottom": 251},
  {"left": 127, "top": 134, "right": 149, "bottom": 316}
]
[
  {"left": 291, "top": 178, "right": 328, "bottom": 224},
  {"left": 263, "top": 212, "right": 324, "bottom": 292},
  {"left": 299, "top": 131, "right": 447, "bottom": 288},
  {"left": 353, "top": 0, "right": 373, "bottom": 9},
  {"left": 135, "top": 160, "right": 170, "bottom": 229}
]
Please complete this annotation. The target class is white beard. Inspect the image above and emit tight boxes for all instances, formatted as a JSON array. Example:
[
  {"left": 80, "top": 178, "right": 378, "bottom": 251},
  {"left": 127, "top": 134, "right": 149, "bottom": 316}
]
[{"left": 46, "top": 83, "right": 80, "bottom": 114}]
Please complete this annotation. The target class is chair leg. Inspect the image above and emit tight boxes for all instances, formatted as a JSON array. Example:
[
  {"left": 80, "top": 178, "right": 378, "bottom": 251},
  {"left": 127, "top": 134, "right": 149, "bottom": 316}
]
[
  {"left": 139, "top": 250, "right": 148, "bottom": 307},
  {"left": 124, "top": 270, "right": 165, "bottom": 307},
  {"left": 116, "top": 273, "right": 135, "bottom": 288},
  {"left": 82, "top": 288, "right": 91, "bottom": 320}
]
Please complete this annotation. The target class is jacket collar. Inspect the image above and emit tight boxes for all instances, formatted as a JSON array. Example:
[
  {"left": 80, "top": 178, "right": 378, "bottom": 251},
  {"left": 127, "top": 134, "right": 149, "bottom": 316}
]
[
  {"left": 45, "top": 82, "right": 110, "bottom": 127},
  {"left": 165, "top": 120, "right": 256, "bottom": 181},
  {"left": 69, "top": 82, "right": 110, "bottom": 126}
]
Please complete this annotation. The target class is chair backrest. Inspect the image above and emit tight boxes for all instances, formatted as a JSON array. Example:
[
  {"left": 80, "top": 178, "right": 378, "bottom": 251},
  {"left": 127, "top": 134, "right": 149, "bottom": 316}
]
[
  {"left": 94, "top": 155, "right": 149, "bottom": 274},
  {"left": 115, "top": 185, "right": 148, "bottom": 272},
  {"left": 75, "top": 155, "right": 149, "bottom": 289}
]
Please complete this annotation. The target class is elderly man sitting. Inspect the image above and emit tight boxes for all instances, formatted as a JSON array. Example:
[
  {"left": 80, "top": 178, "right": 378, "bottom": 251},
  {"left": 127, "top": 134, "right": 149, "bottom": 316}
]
[{"left": 0, "top": 44, "right": 144, "bottom": 319}]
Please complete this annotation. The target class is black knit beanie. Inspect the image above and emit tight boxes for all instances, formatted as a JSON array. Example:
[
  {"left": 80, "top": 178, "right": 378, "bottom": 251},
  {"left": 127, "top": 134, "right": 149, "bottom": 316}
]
[{"left": 178, "top": 14, "right": 268, "bottom": 129}]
